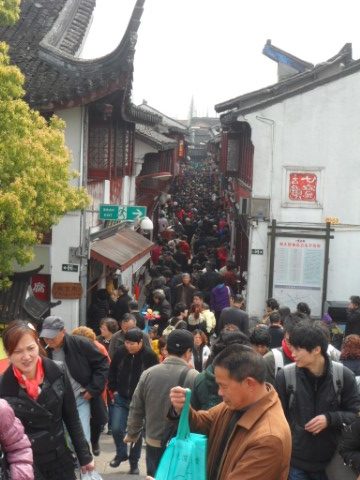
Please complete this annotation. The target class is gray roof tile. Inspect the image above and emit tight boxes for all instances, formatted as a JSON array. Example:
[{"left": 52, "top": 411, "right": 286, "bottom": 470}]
[{"left": 0, "top": 0, "right": 145, "bottom": 111}]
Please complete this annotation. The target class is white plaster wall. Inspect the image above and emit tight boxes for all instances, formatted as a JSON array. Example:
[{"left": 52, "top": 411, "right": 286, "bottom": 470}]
[
  {"left": 327, "top": 227, "right": 360, "bottom": 301},
  {"left": 49, "top": 107, "right": 84, "bottom": 330},
  {"left": 246, "top": 222, "right": 270, "bottom": 318},
  {"left": 121, "top": 176, "right": 131, "bottom": 205},
  {"left": 244, "top": 72, "right": 360, "bottom": 316},
  {"left": 134, "top": 139, "right": 157, "bottom": 160},
  {"left": 57, "top": 107, "right": 84, "bottom": 185}
]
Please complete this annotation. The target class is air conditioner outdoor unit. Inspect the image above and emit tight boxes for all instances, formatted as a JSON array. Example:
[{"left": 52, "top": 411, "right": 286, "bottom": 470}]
[
  {"left": 236, "top": 198, "right": 250, "bottom": 215},
  {"left": 250, "top": 197, "right": 270, "bottom": 220}
]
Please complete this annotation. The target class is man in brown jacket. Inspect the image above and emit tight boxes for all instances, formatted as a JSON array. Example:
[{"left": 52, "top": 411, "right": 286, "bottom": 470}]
[{"left": 170, "top": 344, "right": 292, "bottom": 480}]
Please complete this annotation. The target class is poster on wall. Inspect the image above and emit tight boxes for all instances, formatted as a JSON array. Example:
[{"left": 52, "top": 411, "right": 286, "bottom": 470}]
[
  {"left": 288, "top": 172, "right": 317, "bottom": 202},
  {"left": 273, "top": 238, "right": 325, "bottom": 316}
]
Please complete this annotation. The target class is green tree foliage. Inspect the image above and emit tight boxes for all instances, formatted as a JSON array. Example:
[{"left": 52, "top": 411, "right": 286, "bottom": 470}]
[
  {"left": 0, "top": 1, "right": 89, "bottom": 287},
  {"left": 0, "top": 0, "right": 20, "bottom": 25}
]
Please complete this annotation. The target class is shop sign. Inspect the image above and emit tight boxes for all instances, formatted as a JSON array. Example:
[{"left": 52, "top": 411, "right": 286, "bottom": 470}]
[{"left": 52, "top": 282, "right": 83, "bottom": 299}]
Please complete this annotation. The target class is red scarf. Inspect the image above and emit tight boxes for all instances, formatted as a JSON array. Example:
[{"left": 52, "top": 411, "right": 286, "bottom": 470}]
[
  {"left": 282, "top": 338, "right": 295, "bottom": 362},
  {"left": 13, "top": 357, "right": 44, "bottom": 400}
]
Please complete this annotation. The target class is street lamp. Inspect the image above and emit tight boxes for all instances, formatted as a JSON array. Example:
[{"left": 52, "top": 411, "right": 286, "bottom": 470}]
[{"left": 139, "top": 216, "right": 154, "bottom": 231}]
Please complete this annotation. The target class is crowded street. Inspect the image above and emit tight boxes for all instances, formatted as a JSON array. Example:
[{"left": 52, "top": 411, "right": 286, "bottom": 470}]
[{"left": 1, "top": 1, "right": 360, "bottom": 479}]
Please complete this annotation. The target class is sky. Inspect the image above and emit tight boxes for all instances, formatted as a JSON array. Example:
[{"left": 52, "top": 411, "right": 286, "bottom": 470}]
[{"left": 81, "top": 0, "right": 360, "bottom": 120}]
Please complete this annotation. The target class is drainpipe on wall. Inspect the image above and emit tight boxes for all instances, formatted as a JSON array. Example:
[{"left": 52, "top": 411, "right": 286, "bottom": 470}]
[
  {"left": 79, "top": 106, "right": 89, "bottom": 326},
  {"left": 255, "top": 115, "right": 275, "bottom": 219}
]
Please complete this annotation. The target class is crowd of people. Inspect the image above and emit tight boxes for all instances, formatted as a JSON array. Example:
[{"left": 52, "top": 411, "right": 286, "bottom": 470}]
[{"left": 1, "top": 165, "right": 360, "bottom": 480}]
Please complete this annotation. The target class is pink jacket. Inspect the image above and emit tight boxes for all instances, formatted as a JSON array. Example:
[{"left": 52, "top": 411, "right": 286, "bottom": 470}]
[{"left": 0, "top": 399, "right": 34, "bottom": 479}]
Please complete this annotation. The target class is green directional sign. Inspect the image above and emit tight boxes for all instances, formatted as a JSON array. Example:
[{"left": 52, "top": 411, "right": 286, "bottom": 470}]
[
  {"left": 118, "top": 205, "right": 147, "bottom": 221},
  {"left": 99, "top": 204, "right": 119, "bottom": 221}
]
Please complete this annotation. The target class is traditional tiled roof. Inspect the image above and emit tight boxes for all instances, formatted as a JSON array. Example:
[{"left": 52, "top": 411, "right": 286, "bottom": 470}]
[
  {"left": 0, "top": 0, "right": 146, "bottom": 111},
  {"left": 138, "top": 103, "right": 188, "bottom": 133},
  {"left": 216, "top": 43, "right": 356, "bottom": 122},
  {"left": 129, "top": 104, "right": 162, "bottom": 126},
  {"left": 262, "top": 39, "right": 314, "bottom": 73},
  {"left": 135, "top": 124, "right": 177, "bottom": 151}
]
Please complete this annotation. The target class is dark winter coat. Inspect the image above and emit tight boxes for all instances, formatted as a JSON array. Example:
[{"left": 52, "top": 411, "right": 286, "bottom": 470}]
[
  {"left": 112, "top": 294, "right": 131, "bottom": 321},
  {"left": 174, "top": 283, "right": 196, "bottom": 309},
  {"left": 275, "top": 358, "right": 360, "bottom": 472},
  {"left": 268, "top": 325, "right": 285, "bottom": 348},
  {"left": 218, "top": 306, "right": 249, "bottom": 336},
  {"left": 198, "top": 271, "right": 222, "bottom": 294},
  {"left": 339, "top": 416, "right": 360, "bottom": 474},
  {"left": 191, "top": 364, "right": 221, "bottom": 410},
  {"left": 341, "top": 358, "right": 360, "bottom": 376},
  {"left": 86, "top": 297, "right": 109, "bottom": 335},
  {"left": 108, "top": 345, "right": 158, "bottom": 400},
  {"left": 47, "top": 333, "right": 109, "bottom": 398},
  {"left": 0, "top": 357, "right": 92, "bottom": 468},
  {"left": 345, "top": 307, "right": 360, "bottom": 337},
  {"left": 149, "top": 298, "right": 172, "bottom": 335}
]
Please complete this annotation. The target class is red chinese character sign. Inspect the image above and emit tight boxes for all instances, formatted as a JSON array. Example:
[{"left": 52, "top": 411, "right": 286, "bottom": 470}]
[
  {"left": 31, "top": 274, "right": 51, "bottom": 302},
  {"left": 289, "top": 173, "right": 317, "bottom": 202}
]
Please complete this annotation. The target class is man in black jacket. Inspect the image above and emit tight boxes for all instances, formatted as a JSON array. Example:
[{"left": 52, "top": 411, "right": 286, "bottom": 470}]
[
  {"left": 275, "top": 321, "right": 360, "bottom": 479},
  {"left": 108, "top": 329, "right": 158, "bottom": 474},
  {"left": 345, "top": 295, "right": 360, "bottom": 337},
  {"left": 218, "top": 294, "right": 249, "bottom": 336},
  {"left": 40, "top": 316, "right": 109, "bottom": 454}
]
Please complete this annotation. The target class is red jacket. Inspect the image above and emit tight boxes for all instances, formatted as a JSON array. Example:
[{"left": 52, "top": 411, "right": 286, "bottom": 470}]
[
  {"left": 0, "top": 399, "right": 34, "bottom": 479},
  {"left": 179, "top": 240, "right": 191, "bottom": 259},
  {"left": 151, "top": 245, "right": 162, "bottom": 264}
]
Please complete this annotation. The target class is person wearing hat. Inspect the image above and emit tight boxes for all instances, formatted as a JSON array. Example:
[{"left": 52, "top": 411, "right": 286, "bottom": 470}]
[
  {"left": 108, "top": 329, "right": 158, "bottom": 474},
  {"left": 124, "top": 329, "right": 198, "bottom": 477},
  {"left": 40, "top": 316, "right": 109, "bottom": 456}
]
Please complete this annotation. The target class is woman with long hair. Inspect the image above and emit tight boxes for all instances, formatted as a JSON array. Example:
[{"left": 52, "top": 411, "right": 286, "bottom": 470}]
[
  {"left": 0, "top": 320, "right": 94, "bottom": 480},
  {"left": 191, "top": 329, "right": 210, "bottom": 372}
]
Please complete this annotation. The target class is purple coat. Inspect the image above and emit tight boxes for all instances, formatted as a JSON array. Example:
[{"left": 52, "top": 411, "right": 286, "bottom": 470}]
[
  {"left": 0, "top": 399, "right": 34, "bottom": 479},
  {"left": 210, "top": 283, "right": 231, "bottom": 312}
]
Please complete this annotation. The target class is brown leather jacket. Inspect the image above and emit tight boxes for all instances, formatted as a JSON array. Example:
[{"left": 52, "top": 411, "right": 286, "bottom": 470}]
[{"left": 190, "top": 384, "right": 291, "bottom": 480}]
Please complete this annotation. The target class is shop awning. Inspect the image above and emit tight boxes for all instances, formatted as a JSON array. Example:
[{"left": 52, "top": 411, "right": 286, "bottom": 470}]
[{"left": 90, "top": 228, "right": 154, "bottom": 271}]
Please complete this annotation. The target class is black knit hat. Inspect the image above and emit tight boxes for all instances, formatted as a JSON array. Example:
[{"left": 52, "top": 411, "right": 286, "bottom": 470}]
[{"left": 166, "top": 329, "right": 194, "bottom": 355}]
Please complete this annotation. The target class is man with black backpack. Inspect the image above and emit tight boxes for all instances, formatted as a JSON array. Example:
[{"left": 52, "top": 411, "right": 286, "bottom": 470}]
[
  {"left": 275, "top": 321, "right": 360, "bottom": 480},
  {"left": 263, "top": 313, "right": 303, "bottom": 385},
  {"left": 124, "top": 330, "right": 198, "bottom": 477}
]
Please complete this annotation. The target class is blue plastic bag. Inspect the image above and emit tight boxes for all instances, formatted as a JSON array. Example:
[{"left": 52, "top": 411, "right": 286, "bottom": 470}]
[{"left": 155, "top": 389, "right": 207, "bottom": 480}]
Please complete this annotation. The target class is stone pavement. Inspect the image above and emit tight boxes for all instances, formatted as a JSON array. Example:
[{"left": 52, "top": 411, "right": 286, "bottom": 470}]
[{"left": 94, "top": 431, "right": 147, "bottom": 480}]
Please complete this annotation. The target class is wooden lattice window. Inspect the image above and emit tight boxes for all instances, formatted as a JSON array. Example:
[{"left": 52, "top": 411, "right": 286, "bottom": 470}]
[
  {"left": 88, "top": 120, "right": 115, "bottom": 179},
  {"left": 227, "top": 137, "right": 240, "bottom": 172}
]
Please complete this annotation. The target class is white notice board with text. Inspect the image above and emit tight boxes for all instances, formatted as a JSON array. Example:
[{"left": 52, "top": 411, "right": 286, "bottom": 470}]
[{"left": 273, "top": 237, "right": 325, "bottom": 316}]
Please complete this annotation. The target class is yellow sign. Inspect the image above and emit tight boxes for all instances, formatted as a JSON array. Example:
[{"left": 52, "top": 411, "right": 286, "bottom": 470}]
[{"left": 325, "top": 217, "right": 339, "bottom": 225}]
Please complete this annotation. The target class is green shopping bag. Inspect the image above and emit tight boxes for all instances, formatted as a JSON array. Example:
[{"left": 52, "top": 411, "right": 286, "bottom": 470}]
[{"left": 155, "top": 389, "right": 207, "bottom": 480}]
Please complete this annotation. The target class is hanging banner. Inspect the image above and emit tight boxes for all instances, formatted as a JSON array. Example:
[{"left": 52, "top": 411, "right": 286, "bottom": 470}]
[{"left": 273, "top": 238, "right": 325, "bottom": 316}]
